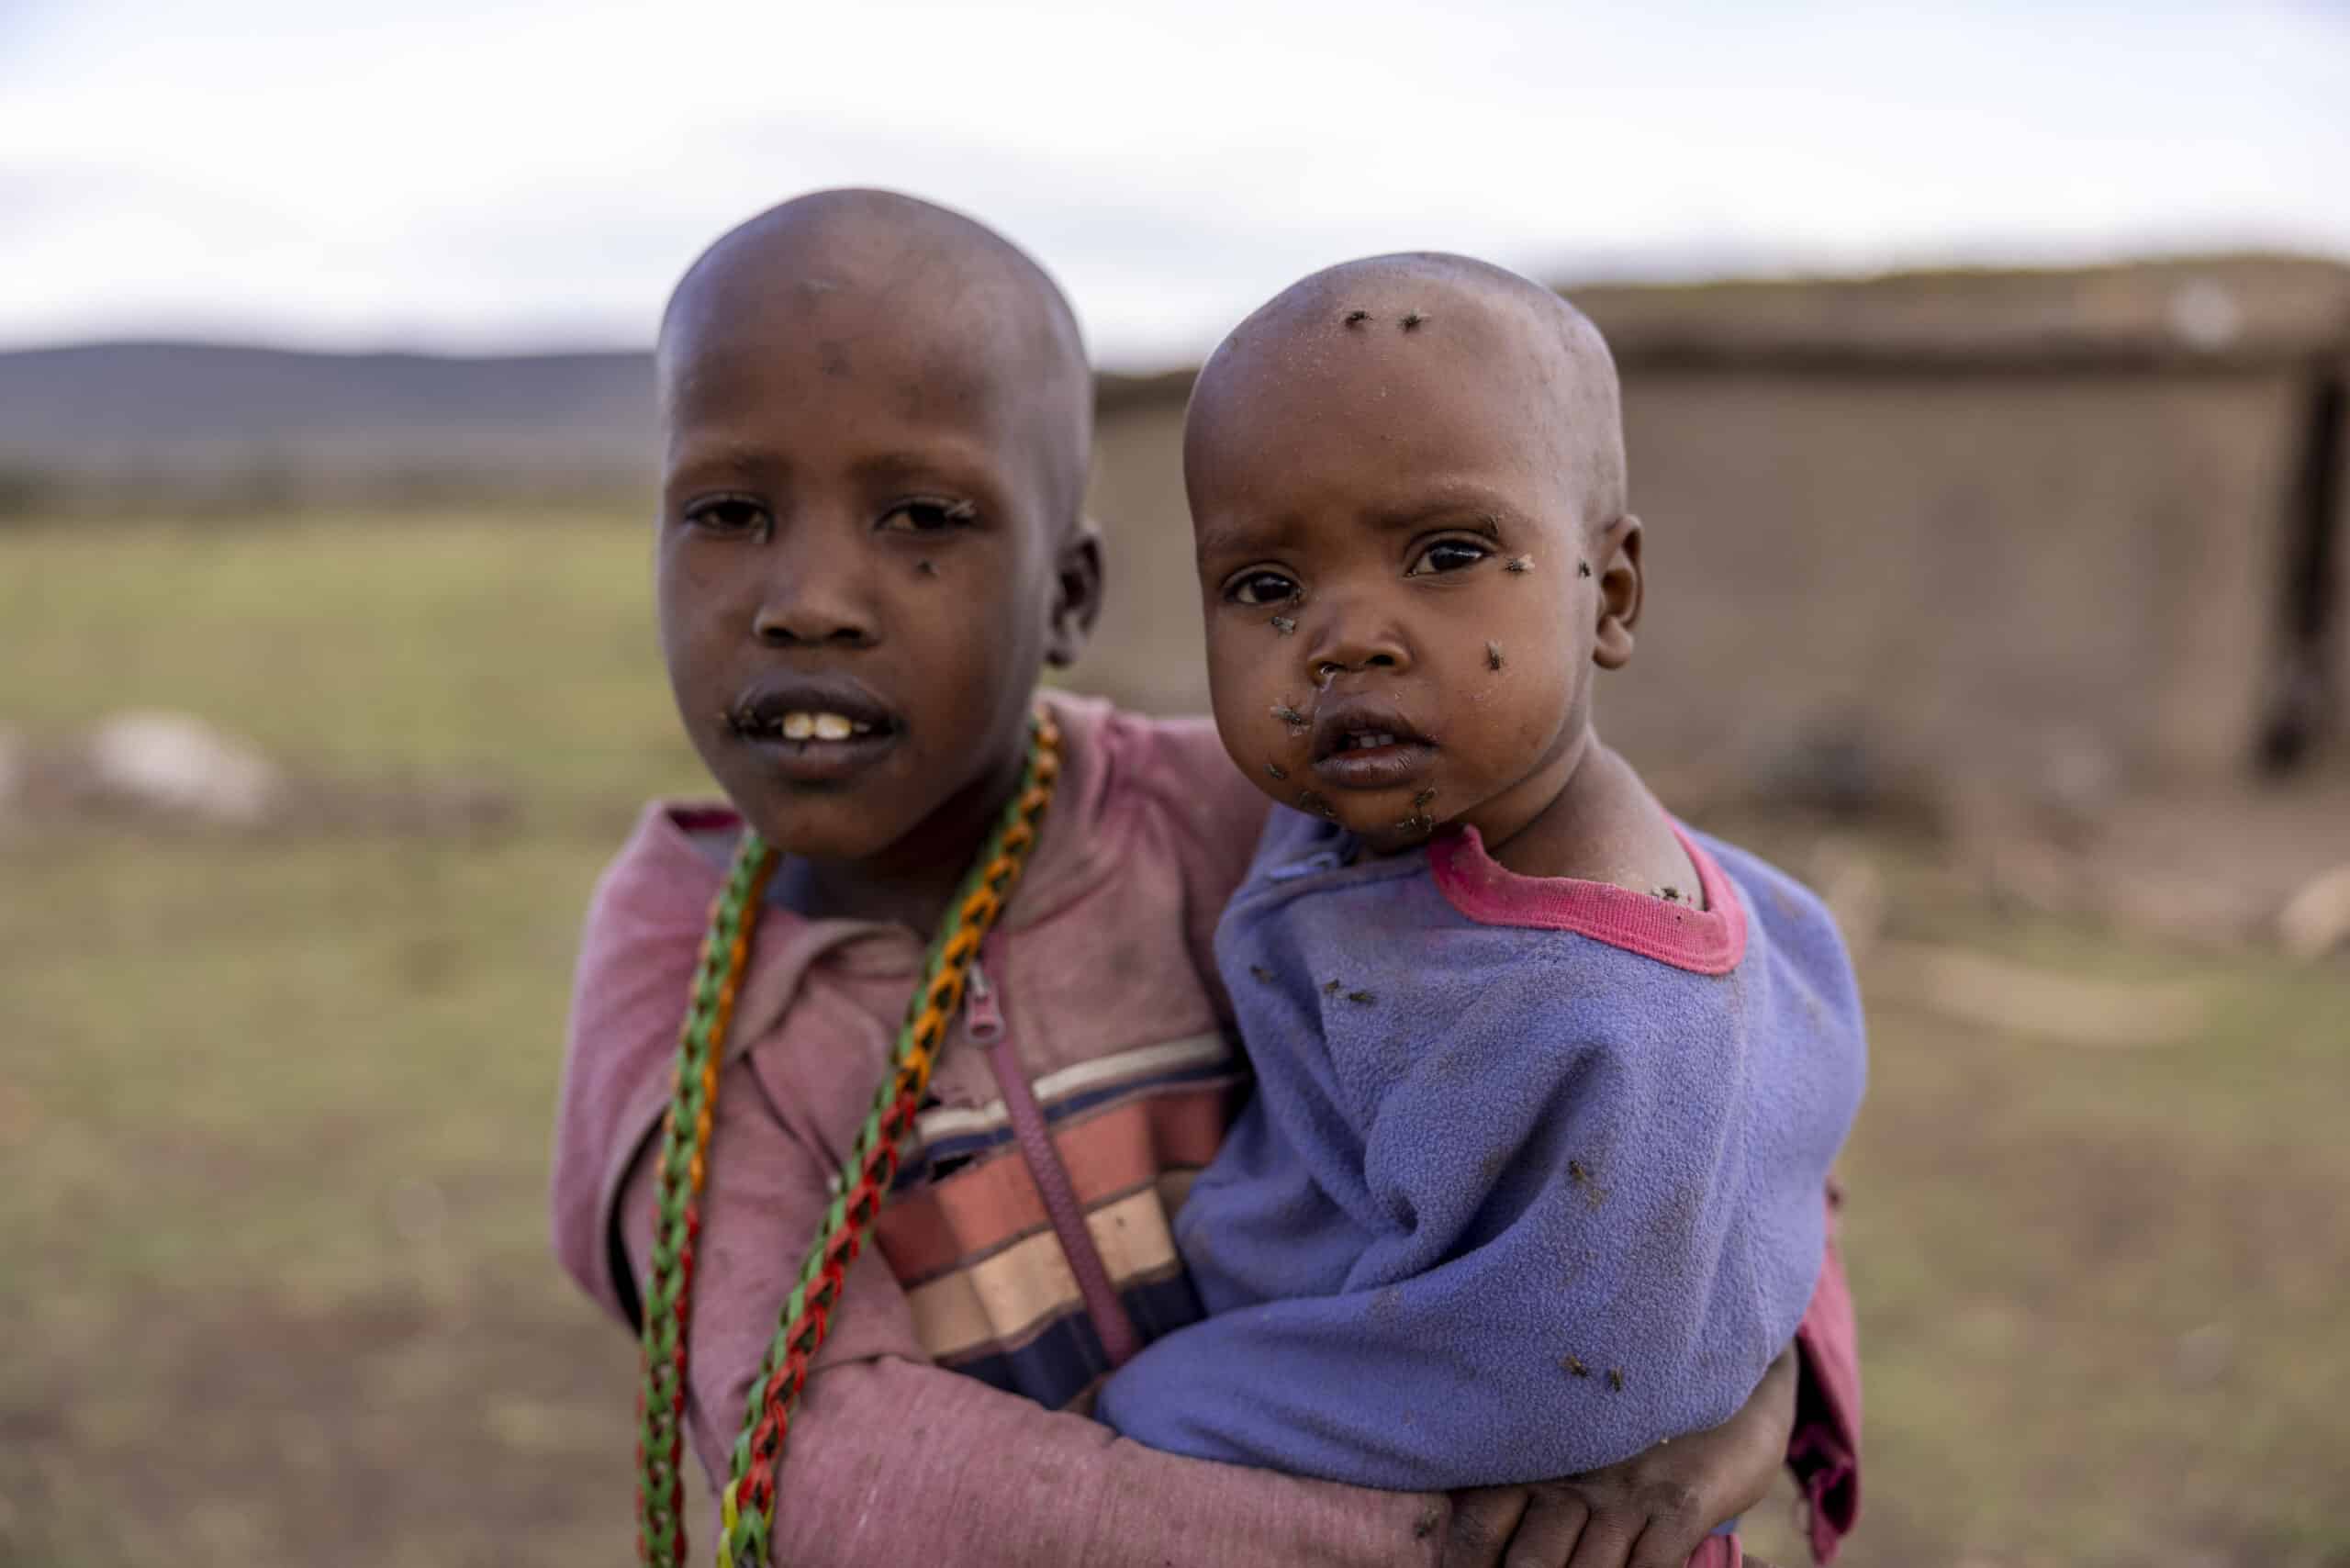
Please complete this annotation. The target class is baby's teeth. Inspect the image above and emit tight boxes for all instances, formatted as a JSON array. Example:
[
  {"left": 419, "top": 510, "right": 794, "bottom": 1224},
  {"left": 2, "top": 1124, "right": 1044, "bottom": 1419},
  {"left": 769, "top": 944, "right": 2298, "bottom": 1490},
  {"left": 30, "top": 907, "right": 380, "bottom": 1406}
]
[
  {"left": 812, "top": 712, "right": 853, "bottom": 741},
  {"left": 782, "top": 712, "right": 815, "bottom": 740}
]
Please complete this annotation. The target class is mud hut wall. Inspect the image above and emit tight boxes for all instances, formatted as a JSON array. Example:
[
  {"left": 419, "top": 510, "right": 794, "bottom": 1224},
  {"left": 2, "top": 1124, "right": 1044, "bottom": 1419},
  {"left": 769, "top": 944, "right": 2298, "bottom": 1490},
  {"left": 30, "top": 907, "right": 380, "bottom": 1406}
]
[
  {"left": 1071, "top": 367, "right": 2308, "bottom": 788},
  {"left": 1076, "top": 399, "right": 1204, "bottom": 717},
  {"left": 1606, "top": 367, "right": 2304, "bottom": 785}
]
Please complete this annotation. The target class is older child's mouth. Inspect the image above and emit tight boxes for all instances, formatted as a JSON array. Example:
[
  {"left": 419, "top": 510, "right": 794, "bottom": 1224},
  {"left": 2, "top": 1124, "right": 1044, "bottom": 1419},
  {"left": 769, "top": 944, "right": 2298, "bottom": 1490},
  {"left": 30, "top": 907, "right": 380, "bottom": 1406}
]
[
  {"left": 732, "top": 709, "right": 886, "bottom": 742},
  {"left": 724, "top": 681, "right": 903, "bottom": 784}
]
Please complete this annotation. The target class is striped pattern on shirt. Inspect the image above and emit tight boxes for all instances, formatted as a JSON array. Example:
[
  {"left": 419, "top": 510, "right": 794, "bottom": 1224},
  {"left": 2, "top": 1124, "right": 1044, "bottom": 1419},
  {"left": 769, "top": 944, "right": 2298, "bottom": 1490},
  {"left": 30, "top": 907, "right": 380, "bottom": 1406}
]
[{"left": 871, "top": 1031, "right": 1248, "bottom": 1410}]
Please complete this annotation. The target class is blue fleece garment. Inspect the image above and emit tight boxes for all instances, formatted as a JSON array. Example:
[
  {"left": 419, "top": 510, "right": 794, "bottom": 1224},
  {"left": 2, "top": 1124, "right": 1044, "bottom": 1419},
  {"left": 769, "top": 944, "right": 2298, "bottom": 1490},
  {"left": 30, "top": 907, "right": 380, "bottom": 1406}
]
[{"left": 1094, "top": 807, "right": 1866, "bottom": 1489}]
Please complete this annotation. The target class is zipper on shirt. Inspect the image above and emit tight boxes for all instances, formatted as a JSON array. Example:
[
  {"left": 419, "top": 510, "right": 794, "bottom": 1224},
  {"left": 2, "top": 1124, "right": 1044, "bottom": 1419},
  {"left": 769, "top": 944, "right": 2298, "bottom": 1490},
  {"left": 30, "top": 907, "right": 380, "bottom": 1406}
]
[
  {"left": 966, "top": 953, "right": 1142, "bottom": 1369},
  {"left": 964, "top": 959, "right": 1005, "bottom": 1043}
]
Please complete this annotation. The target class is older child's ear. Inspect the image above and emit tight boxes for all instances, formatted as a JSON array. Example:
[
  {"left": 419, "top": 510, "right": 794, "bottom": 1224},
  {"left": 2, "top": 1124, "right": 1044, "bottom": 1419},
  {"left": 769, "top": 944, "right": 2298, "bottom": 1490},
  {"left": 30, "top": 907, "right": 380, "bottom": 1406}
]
[
  {"left": 1046, "top": 521, "right": 1106, "bottom": 668},
  {"left": 1592, "top": 514, "right": 1641, "bottom": 671}
]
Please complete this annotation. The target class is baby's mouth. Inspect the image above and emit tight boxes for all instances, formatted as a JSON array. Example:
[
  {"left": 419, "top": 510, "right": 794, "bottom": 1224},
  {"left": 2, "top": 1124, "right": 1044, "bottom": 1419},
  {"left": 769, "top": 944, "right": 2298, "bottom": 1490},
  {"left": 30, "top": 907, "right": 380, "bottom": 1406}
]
[{"left": 1308, "top": 699, "right": 1435, "bottom": 790}]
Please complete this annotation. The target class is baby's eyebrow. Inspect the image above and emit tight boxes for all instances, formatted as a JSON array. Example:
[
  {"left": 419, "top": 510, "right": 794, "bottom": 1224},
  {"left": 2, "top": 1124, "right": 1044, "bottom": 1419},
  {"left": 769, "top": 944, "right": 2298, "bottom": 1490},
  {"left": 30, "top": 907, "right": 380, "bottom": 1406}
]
[
  {"left": 1194, "top": 517, "right": 1294, "bottom": 561},
  {"left": 1363, "top": 498, "right": 1507, "bottom": 537}
]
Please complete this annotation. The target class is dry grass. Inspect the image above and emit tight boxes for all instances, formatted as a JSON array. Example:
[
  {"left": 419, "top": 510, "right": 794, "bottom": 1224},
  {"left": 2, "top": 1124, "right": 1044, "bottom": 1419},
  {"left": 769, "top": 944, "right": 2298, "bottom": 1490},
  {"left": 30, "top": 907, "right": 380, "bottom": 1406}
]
[{"left": 3, "top": 512, "right": 2347, "bottom": 1567}]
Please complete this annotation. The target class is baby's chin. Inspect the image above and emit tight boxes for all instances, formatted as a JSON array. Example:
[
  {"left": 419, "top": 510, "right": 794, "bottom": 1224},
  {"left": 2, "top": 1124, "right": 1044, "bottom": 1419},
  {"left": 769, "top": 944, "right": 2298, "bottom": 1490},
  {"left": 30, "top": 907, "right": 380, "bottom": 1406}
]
[{"left": 1303, "top": 786, "right": 1451, "bottom": 857}]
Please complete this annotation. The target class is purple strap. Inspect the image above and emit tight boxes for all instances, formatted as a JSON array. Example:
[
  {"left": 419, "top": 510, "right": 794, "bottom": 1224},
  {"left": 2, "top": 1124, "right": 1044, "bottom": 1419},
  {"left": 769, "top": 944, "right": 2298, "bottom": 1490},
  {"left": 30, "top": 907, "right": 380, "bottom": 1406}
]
[{"left": 969, "top": 962, "right": 1143, "bottom": 1370}]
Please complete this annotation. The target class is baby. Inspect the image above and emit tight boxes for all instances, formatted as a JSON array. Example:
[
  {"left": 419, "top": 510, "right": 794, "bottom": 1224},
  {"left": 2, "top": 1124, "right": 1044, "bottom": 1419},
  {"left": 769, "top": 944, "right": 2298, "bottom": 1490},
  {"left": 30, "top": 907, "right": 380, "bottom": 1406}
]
[{"left": 1097, "top": 254, "right": 1868, "bottom": 1490}]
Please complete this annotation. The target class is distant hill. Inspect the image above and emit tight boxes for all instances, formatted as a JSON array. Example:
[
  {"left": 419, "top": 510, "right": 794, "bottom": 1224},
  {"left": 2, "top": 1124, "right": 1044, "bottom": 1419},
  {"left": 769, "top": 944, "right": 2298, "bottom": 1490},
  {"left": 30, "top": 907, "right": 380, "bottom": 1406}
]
[
  {"left": 0, "top": 342, "right": 659, "bottom": 501},
  {"left": 6, "top": 252, "right": 2344, "bottom": 511}
]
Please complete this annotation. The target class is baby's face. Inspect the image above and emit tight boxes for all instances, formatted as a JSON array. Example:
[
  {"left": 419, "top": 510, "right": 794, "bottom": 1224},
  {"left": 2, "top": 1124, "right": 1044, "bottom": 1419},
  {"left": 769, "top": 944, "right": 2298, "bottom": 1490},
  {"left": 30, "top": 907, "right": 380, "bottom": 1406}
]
[
  {"left": 1189, "top": 300, "right": 1632, "bottom": 855},
  {"left": 656, "top": 271, "right": 1081, "bottom": 866}
]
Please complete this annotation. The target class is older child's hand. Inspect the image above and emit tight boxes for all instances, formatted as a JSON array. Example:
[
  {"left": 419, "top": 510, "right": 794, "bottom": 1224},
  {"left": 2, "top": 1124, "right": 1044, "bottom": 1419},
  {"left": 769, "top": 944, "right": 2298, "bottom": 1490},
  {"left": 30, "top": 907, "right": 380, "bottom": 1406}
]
[{"left": 1439, "top": 1345, "right": 1797, "bottom": 1568}]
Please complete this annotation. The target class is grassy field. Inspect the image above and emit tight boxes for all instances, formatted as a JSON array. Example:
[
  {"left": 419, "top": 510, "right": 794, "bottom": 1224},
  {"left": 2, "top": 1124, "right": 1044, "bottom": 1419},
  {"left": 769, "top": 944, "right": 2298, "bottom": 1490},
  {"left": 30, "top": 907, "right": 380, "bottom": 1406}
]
[{"left": 3, "top": 511, "right": 2346, "bottom": 1567}]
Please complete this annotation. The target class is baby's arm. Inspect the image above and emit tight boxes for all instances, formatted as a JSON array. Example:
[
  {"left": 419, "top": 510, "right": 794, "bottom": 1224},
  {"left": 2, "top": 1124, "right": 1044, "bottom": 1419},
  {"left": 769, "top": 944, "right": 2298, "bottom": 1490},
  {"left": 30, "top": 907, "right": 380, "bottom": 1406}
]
[{"left": 1097, "top": 972, "right": 1825, "bottom": 1489}]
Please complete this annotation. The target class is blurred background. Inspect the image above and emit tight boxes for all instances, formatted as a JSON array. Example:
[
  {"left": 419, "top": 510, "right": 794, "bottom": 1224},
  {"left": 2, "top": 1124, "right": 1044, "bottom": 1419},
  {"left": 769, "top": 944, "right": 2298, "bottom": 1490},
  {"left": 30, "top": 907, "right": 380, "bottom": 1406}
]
[{"left": 3, "top": 2, "right": 2347, "bottom": 1564}]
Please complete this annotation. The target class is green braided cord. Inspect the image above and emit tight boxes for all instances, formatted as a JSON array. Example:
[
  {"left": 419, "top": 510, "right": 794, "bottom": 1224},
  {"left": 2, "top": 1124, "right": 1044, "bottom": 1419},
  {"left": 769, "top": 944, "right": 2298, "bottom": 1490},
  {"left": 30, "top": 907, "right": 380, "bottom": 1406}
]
[
  {"left": 636, "top": 834, "right": 775, "bottom": 1566},
  {"left": 720, "top": 720, "right": 1052, "bottom": 1566}
]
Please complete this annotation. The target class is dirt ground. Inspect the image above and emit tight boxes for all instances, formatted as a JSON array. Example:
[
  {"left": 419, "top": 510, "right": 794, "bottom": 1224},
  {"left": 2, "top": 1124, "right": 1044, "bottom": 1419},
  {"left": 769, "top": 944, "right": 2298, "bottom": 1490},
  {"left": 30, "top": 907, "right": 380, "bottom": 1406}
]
[{"left": 4, "top": 513, "right": 2347, "bottom": 1567}]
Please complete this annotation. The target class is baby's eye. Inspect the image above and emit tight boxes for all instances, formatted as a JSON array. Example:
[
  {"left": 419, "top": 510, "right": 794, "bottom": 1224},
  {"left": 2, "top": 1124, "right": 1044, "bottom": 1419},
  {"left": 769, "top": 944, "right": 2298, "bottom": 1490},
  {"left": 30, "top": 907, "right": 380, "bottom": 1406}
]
[
  {"left": 1226, "top": 569, "right": 1301, "bottom": 607},
  {"left": 1404, "top": 538, "right": 1492, "bottom": 577},
  {"left": 878, "top": 498, "right": 979, "bottom": 533},
  {"left": 683, "top": 496, "right": 769, "bottom": 535}
]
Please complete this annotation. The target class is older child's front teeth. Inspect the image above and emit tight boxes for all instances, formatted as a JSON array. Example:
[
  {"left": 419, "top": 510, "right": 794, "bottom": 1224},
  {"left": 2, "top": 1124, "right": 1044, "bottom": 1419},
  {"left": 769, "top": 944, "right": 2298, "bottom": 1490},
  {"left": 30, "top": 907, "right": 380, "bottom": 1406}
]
[
  {"left": 1346, "top": 732, "right": 1397, "bottom": 751},
  {"left": 777, "top": 712, "right": 871, "bottom": 741}
]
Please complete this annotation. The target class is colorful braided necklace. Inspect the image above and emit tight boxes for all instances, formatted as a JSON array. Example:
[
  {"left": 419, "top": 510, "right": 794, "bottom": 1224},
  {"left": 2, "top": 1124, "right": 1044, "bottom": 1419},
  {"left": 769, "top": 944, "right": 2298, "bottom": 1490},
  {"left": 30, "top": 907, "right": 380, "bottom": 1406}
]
[{"left": 634, "top": 711, "right": 1062, "bottom": 1568}]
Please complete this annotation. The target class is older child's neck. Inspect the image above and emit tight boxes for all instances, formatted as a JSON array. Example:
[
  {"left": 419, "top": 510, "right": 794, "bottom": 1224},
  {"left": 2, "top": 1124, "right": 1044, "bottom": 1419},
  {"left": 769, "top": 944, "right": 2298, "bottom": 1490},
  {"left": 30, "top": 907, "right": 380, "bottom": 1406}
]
[{"left": 786, "top": 747, "right": 1030, "bottom": 936}]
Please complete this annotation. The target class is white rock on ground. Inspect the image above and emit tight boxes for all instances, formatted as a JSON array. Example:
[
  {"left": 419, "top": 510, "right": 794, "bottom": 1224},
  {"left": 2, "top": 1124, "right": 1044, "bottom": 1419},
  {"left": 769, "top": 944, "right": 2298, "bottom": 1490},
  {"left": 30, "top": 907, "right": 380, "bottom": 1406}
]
[
  {"left": 2277, "top": 865, "right": 2350, "bottom": 961},
  {"left": 84, "top": 711, "right": 283, "bottom": 825}
]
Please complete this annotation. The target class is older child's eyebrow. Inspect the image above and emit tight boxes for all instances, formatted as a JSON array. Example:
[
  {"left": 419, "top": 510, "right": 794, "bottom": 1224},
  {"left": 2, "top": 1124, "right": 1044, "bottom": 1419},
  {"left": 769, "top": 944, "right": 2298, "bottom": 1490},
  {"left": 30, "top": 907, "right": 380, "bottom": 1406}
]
[
  {"left": 847, "top": 445, "right": 1004, "bottom": 498},
  {"left": 663, "top": 437, "right": 782, "bottom": 492}
]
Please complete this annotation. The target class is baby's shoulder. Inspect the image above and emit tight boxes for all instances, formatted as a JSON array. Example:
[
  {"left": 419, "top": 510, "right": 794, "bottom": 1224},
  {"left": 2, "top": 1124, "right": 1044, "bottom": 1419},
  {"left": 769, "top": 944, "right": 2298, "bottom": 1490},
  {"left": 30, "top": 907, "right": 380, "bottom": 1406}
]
[{"left": 1691, "top": 831, "right": 1859, "bottom": 987}]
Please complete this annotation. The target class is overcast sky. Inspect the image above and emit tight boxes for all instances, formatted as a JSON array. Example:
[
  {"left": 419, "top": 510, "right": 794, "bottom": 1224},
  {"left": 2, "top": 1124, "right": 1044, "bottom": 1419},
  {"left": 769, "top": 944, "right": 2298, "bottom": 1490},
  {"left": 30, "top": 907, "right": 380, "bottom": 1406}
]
[{"left": 4, "top": 0, "right": 2345, "bottom": 368}]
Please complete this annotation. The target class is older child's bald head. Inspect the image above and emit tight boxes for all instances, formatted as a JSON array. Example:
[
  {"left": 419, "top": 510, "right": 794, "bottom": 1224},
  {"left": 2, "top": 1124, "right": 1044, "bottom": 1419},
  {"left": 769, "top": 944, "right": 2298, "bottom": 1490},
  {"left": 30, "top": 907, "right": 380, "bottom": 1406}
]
[
  {"left": 659, "top": 188, "right": 1093, "bottom": 527},
  {"left": 653, "top": 190, "right": 1106, "bottom": 870},
  {"left": 1186, "top": 252, "right": 1627, "bottom": 534}
]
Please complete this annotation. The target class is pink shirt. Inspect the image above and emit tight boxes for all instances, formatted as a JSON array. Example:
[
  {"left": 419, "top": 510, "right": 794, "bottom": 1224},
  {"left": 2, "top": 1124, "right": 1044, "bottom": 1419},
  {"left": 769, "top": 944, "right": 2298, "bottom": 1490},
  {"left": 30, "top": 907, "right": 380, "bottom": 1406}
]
[{"left": 551, "top": 692, "right": 1860, "bottom": 1564}]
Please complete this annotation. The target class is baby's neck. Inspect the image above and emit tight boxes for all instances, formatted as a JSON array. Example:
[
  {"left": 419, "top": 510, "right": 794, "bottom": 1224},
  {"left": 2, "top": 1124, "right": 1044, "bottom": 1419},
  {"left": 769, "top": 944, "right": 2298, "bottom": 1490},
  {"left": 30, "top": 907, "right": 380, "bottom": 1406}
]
[{"left": 1478, "top": 737, "right": 1700, "bottom": 902}]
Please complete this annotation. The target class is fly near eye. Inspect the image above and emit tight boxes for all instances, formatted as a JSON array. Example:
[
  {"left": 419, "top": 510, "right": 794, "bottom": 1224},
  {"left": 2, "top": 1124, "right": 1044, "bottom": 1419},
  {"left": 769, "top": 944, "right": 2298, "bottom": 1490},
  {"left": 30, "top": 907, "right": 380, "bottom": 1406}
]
[
  {"left": 1230, "top": 570, "right": 1300, "bottom": 606},
  {"left": 1406, "top": 539, "right": 1491, "bottom": 576}
]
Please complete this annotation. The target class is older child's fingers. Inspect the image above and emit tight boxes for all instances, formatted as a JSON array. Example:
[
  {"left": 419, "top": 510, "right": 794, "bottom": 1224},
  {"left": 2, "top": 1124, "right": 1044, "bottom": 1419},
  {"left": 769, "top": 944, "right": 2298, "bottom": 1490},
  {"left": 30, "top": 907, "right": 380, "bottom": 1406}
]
[
  {"left": 1441, "top": 1485, "right": 1531, "bottom": 1568},
  {"left": 1625, "top": 1514, "right": 1729, "bottom": 1568},
  {"left": 1494, "top": 1485, "right": 1589, "bottom": 1567},
  {"left": 1561, "top": 1507, "right": 1645, "bottom": 1568}
]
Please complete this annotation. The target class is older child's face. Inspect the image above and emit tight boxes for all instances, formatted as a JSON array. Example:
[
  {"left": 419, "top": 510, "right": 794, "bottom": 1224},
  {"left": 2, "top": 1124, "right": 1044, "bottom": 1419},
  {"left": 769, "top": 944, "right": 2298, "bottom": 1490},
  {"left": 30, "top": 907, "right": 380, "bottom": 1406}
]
[
  {"left": 656, "top": 259, "right": 1093, "bottom": 868},
  {"left": 1188, "top": 291, "right": 1639, "bottom": 856}
]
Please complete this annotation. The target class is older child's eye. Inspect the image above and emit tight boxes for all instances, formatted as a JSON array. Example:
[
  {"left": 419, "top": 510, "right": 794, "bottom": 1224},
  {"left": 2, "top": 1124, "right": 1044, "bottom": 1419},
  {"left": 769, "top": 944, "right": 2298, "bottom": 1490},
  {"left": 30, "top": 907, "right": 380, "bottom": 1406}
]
[
  {"left": 1226, "top": 569, "right": 1301, "bottom": 607},
  {"left": 878, "top": 498, "right": 980, "bottom": 533},
  {"left": 683, "top": 496, "right": 769, "bottom": 535},
  {"left": 1405, "top": 538, "right": 1492, "bottom": 577}
]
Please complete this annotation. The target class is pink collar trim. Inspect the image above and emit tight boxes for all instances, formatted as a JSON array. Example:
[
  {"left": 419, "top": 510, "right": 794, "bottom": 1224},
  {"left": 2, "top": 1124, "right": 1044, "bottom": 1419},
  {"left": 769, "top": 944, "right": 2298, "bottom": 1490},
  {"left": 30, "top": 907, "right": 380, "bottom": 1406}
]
[{"left": 1428, "top": 821, "right": 1748, "bottom": 975}]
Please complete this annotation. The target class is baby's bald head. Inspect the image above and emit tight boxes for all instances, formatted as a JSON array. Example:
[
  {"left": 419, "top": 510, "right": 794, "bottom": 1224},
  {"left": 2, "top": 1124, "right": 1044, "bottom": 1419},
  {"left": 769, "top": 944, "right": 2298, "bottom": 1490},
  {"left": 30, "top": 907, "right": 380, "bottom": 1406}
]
[
  {"left": 659, "top": 188, "right": 1092, "bottom": 526},
  {"left": 1184, "top": 254, "right": 1649, "bottom": 857},
  {"left": 1187, "top": 252, "right": 1627, "bottom": 534}
]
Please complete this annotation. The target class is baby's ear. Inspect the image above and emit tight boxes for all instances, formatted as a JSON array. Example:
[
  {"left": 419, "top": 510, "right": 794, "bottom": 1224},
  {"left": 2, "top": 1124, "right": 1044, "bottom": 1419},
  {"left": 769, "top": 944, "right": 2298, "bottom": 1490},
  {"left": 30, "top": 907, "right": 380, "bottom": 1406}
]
[
  {"left": 1592, "top": 514, "right": 1642, "bottom": 671},
  {"left": 1046, "top": 520, "right": 1106, "bottom": 668}
]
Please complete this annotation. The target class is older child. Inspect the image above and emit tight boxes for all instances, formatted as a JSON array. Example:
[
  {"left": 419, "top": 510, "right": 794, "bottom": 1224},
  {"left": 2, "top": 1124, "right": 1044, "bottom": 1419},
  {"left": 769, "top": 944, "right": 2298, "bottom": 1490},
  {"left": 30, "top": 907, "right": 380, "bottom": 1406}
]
[
  {"left": 551, "top": 195, "right": 1858, "bottom": 1568},
  {"left": 1095, "top": 252, "right": 1866, "bottom": 1527}
]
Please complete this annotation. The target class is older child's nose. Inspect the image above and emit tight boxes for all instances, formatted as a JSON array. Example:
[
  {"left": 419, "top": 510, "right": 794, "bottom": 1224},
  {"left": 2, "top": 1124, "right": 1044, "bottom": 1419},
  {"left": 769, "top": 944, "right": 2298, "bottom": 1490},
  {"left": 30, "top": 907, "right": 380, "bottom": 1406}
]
[
  {"left": 752, "top": 568, "right": 876, "bottom": 649},
  {"left": 755, "top": 595, "right": 875, "bottom": 647}
]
